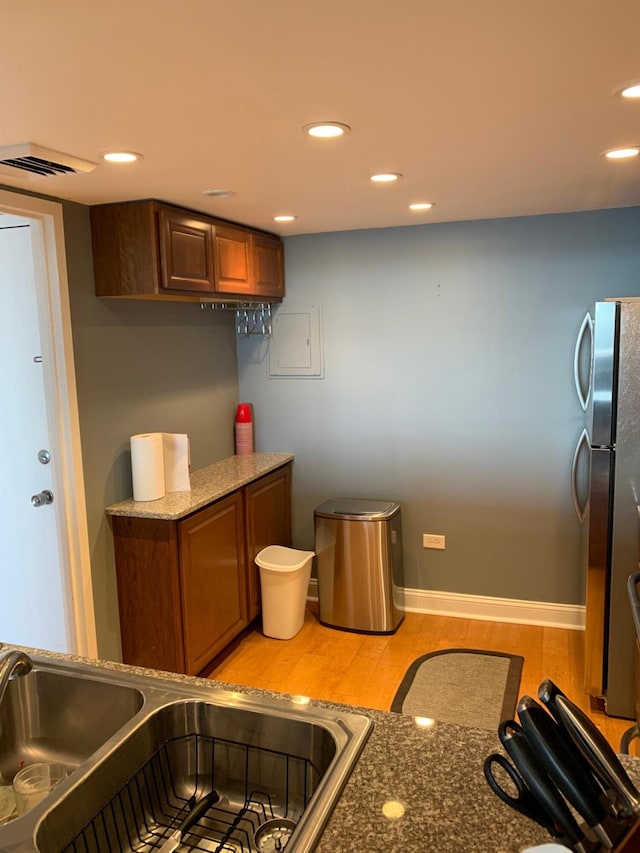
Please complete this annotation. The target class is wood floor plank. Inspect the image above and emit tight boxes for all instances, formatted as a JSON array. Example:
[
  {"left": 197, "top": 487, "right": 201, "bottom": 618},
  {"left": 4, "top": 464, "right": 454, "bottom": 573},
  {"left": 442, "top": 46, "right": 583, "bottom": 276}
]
[{"left": 209, "top": 606, "right": 637, "bottom": 751}]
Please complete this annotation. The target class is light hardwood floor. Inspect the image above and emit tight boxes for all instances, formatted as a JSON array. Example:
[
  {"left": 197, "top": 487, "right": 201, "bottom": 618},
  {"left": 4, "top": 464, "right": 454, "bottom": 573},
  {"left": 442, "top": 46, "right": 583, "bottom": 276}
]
[{"left": 210, "top": 605, "right": 638, "bottom": 753}]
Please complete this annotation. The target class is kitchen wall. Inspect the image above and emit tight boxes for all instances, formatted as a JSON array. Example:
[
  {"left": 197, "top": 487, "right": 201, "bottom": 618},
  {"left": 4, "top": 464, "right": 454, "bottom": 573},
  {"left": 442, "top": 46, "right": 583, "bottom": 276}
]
[
  {"left": 5, "top": 180, "right": 640, "bottom": 657},
  {"left": 61, "top": 202, "right": 239, "bottom": 661},
  {"left": 237, "top": 207, "right": 640, "bottom": 609}
]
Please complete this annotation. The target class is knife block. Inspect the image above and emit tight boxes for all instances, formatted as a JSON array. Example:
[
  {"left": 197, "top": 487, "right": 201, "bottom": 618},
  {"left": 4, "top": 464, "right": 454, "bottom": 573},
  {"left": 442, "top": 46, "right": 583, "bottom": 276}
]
[{"left": 614, "top": 818, "right": 640, "bottom": 851}]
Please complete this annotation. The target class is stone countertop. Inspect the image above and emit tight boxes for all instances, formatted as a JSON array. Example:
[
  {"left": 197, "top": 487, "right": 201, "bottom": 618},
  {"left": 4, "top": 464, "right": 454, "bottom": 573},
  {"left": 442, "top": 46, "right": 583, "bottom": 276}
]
[
  {"left": 7, "top": 646, "right": 638, "bottom": 852},
  {"left": 105, "top": 452, "right": 294, "bottom": 520}
]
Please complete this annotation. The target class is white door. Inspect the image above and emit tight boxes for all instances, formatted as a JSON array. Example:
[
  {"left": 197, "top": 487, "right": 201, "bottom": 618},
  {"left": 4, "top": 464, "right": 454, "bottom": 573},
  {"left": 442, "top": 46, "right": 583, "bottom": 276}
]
[
  {"left": 0, "top": 215, "right": 68, "bottom": 650},
  {"left": 0, "top": 189, "right": 97, "bottom": 658}
]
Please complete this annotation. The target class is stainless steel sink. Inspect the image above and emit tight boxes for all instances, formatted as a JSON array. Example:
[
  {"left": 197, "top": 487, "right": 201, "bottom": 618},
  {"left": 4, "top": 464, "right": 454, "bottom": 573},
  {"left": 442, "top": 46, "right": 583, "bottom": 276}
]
[
  {"left": 0, "top": 655, "right": 371, "bottom": 853},
  {"left": 0, "top": 664, "right": 144, "bottom": 782}
]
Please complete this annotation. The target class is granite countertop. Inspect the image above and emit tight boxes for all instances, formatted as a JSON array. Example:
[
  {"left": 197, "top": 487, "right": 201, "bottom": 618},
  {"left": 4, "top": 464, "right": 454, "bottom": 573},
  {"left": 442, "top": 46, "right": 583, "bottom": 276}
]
[
  {"left": 105, "top": 452, "right": 294, "bottom": 520},
  {"left": 6, "top": 645, "right": 637, "bottom": 852}
]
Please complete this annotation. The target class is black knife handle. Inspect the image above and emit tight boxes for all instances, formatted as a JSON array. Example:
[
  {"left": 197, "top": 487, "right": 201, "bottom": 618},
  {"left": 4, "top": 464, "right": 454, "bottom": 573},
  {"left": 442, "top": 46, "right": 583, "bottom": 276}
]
[
  {"left": 501, "top": 727, "right": 585, "bottom": 848},
  {"left": 555, "top": 693, "right": 640, "bottom": 817},
  {"left": 539, "top": 678, "right": 640, "bottom": 817},
  {"left": 538, "top": 680, "right": 611, "bottom": 798},
  {"left": 517, "top": 696, "right": 607, "bottom": 829}
]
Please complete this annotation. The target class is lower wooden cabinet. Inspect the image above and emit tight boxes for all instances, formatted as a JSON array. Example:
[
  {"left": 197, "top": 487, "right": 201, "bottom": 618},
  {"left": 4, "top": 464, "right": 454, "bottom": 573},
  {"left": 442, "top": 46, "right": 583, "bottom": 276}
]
[
  {"left": 111, "top": 463, "right": 292, "bottom": 675},
  {"left": 179, "top": 492, "right": 247, "bottom": 674},
  {"left": 111, "top": 515, "right": 185, "bottom": 673}
]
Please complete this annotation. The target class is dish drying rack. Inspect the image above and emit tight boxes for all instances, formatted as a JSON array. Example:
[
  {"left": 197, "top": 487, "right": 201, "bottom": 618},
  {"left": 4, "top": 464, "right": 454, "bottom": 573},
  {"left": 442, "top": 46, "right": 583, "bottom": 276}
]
[{"left": 62, "top": 731, "right": 322, "bottom": 853}]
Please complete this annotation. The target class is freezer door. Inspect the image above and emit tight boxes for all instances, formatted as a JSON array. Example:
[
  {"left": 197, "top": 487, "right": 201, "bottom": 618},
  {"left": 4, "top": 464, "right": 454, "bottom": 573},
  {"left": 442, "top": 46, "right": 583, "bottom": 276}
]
[
  {"left": 584, "top": 447, "right": 614, "bottom": 699},
  {"left": 590, "top": 301, "right": 618, "bottom": 448}
]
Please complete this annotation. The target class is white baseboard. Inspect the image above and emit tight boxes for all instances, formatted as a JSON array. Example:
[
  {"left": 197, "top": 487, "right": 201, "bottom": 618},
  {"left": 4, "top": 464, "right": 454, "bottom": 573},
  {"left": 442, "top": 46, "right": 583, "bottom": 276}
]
[{"left": 307, "top": 580, "right": 585, "bottom": 630}]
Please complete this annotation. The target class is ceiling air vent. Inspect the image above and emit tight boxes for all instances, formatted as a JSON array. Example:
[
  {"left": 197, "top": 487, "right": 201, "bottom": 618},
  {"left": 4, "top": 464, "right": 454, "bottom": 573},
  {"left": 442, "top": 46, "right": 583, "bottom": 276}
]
[{"left": 0, "top": 143, "right": 97, "bottom": 179}]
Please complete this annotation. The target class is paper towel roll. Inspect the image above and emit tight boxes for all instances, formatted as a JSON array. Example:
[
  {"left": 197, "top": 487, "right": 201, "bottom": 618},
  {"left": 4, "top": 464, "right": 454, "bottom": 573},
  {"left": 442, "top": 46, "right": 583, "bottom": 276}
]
[
  {"left": 131, "top": 433, "right": 165, "bottom": 501},
  {"left": 163, "top": 433, "right": 191, "bottom": 492}
]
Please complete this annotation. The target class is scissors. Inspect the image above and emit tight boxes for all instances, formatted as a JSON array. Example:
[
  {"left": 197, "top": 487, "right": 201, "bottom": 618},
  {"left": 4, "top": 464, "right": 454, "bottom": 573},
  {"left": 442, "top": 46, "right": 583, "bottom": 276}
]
[
  {"left": 484, "top": 753, "right": 562, "bottom": 834},
  {"left": 483, "top": 720, "right": 587, "bottom": 852}
]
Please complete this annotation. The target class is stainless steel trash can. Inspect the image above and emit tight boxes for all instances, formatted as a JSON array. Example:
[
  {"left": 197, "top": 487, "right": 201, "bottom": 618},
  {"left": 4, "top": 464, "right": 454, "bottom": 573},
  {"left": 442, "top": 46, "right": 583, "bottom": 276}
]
[{"left": 314, "top": 498, "right": 404, "bottom": 634}]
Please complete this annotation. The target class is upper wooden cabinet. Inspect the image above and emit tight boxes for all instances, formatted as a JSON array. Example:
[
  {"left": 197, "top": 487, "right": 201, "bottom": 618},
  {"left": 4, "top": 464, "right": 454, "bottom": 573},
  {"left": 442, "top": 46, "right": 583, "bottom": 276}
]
[
  {"left": 90, "top": 200, "right": 284, "bottom": 302},
  {"left": 214, "top": 225, "right": 284, "bottom": 299},
  {"left": 158, "top": 207, "right": 215, "bottom": 293},
  {"left": 253, "top": 233, "right": 284, "bottom": 299},
  {"left": 214, "top": 223, "right": 252, "bottom": 294}
]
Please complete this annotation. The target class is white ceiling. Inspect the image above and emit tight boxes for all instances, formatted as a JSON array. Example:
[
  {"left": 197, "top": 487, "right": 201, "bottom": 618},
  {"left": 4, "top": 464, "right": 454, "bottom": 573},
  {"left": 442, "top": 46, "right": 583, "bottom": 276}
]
[{"left": 3, "top": 0, "right": 640, "bottom": 236}]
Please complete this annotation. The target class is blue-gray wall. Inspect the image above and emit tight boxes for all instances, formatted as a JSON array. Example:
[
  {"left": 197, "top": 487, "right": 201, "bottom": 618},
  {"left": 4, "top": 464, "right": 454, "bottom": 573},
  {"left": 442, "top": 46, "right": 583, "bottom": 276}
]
[
  {"left": 61, "top": 202, "right": 239, "bottom": 661},
  {"left": 238, "top": 207, "right": 640, "bottom": 606}
]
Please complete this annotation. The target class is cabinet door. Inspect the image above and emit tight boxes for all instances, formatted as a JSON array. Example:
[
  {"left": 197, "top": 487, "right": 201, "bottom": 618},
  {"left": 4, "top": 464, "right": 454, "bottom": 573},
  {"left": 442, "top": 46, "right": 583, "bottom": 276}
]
[
  {"left": 252, "top": 233, "right": 285, "bottom": 299},
  {"left": 158, "top": 207, "right": 215, "bottom": 293},
  {"left": 179, "top": 492, "right": 247, "bottom": 674},
  {"left": 244, "top": 464, "right": 292, "bottom": 620},
  {"left": 214, "top": 223, "right": 253, "bottom": 294}
]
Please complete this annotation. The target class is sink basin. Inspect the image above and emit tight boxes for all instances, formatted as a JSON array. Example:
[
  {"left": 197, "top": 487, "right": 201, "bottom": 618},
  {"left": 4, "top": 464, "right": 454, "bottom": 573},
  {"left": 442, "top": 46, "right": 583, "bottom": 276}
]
[
  {"left": 37, "top": 697, "right": 365, "bottom": 853},
  {"left": 0, "top": 664, "right": 144, "bottom": 782},
  {"left": 0, "top": 653, "right": 371, "bottom": 853}
]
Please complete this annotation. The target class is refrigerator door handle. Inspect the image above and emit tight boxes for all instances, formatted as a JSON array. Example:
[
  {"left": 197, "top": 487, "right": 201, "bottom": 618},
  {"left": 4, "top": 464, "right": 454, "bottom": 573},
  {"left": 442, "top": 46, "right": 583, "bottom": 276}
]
[
  {"left": 571, "top": 428, "right": 590, "bottom": 523},
  {"left": 627, "top": 572, "right": 640, "bottom": 646},
  {"left": 574, "top": 311, "right": 594, "bottom": 412}
]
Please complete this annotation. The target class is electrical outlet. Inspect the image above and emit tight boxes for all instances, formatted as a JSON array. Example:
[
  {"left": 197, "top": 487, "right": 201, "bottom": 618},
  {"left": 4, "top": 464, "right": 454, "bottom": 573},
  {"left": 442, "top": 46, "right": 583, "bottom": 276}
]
[{"left": 423, "top": 533, "right": 445, "bottom": 550}]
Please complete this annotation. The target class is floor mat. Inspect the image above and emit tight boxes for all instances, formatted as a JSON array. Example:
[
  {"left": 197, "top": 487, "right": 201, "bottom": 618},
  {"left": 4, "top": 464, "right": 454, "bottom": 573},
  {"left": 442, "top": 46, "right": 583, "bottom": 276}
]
[{"left": 390, "top": 648, "right": 524, "bottom": 729}]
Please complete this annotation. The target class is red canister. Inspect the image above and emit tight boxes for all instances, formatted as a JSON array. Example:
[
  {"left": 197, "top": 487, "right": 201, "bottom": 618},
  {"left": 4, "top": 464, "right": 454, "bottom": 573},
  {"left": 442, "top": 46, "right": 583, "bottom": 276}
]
[{"left": 235, "top": 403, "right": 254, "bottom": 455}]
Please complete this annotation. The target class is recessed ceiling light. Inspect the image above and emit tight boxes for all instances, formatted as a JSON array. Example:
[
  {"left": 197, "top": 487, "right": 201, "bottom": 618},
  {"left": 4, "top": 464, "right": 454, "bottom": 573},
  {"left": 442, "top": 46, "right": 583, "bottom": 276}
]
[
  {"left": 202, "top": 189, "right": 236, "bottom": 199},
  {"left": 369, "top": 172, "right": 403, "bottom": 183},
  {"left": 409, "top": 202, "right": 435, "bottom": 211},
  {"left": 273, "top": 214, "right": 297, "bottom": 222},
  {"left": 303, "top": 122, "right": 351, "bottom": 138},
  {"left": 101, "top": 151, "right": 142, "bottom": 163},
  {"left": 604, "top": 147, "right": 640, "bottom": 160},
  {"left": 620, "top": 84, "right": 640, "bottom": 99}
]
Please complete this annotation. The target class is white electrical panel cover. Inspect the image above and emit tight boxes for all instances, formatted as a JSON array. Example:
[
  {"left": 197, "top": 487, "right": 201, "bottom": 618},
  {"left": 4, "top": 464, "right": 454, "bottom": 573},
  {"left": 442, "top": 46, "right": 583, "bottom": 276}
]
[{"left": 268, "top": 304, "right": 324, "bottom": 378}]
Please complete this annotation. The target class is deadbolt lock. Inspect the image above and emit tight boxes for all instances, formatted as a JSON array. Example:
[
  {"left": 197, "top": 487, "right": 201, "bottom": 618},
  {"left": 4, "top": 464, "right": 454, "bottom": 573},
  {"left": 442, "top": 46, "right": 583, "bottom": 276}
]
[{"left": 31, "top": 490, "right": 54, "bottom": 507}]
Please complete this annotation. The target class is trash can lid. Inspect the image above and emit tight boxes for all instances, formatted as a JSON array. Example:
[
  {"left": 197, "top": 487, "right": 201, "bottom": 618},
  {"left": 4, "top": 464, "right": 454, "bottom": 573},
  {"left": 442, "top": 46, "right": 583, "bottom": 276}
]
[
  {"left": 314, "top": 498, "right": 400, "bottom": 520},
  {"left": 255, "top": 545, "right": 315, "bottom": 572}
]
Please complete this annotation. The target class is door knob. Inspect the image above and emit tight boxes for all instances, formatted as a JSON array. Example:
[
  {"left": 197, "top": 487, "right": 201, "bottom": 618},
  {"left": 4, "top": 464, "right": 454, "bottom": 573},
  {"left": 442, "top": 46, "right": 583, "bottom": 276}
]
[{"left": 31, "top": 490, "right": 54, "bottom": 507}]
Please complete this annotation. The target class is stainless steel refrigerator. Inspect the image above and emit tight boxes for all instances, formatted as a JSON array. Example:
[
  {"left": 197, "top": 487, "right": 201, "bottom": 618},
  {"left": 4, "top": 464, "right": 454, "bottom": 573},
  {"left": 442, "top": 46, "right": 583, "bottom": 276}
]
[{"left": 574, "top": 298, "right": 640, "bottom": 719}]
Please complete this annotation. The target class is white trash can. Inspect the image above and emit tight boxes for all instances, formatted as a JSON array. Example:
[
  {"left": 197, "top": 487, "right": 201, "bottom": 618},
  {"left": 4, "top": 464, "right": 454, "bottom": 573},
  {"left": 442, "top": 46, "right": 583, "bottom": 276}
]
[{"left": 255, "top": 545, "right": 314, "bottom": 640}]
